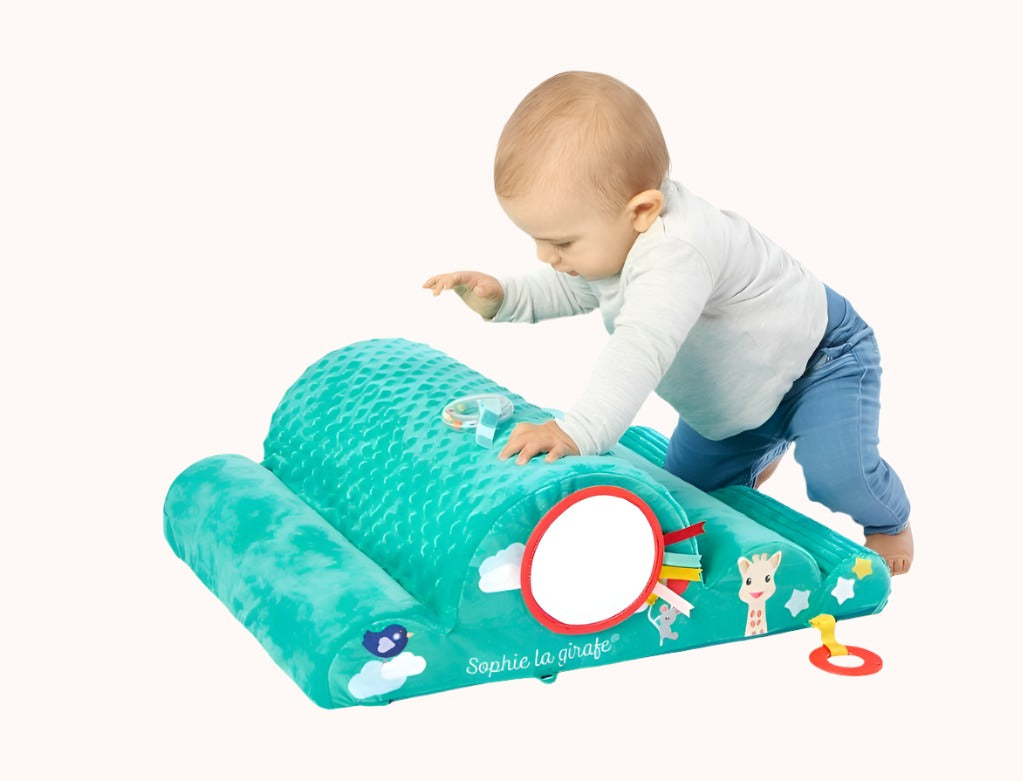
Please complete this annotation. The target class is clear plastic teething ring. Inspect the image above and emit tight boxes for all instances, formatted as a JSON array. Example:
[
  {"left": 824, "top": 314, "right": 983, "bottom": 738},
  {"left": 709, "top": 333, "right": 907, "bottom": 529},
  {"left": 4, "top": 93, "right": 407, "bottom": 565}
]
[{"left": 441, "top": 394, "right": 514, "bottom": 430}]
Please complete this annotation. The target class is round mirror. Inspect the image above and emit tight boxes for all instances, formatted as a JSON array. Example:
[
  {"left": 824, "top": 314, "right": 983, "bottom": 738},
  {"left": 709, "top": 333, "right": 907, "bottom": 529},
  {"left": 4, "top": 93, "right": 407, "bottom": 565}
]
[{"left": 520, "top": 486, "right": 663, "bottom": 634}]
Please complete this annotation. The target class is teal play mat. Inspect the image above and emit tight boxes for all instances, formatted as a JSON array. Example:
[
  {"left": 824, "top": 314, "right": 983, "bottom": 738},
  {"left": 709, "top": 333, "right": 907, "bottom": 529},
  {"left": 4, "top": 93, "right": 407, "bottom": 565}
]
[{"left": 164, "top": 338, "right": 890, "bottom": 707}]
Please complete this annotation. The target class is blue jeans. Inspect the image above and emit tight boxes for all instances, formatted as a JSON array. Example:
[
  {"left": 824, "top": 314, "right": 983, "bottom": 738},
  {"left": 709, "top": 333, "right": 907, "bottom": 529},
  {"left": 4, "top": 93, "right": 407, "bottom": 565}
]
[{"left": 663, "top": 286, "right": 910, "bottom": 535}]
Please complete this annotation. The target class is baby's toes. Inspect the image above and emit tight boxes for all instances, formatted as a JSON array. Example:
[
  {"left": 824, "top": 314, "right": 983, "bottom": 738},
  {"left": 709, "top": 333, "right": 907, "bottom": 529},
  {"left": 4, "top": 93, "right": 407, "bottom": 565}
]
[{"left": 887, "top": 555, "right": 910, "bottom": 576}]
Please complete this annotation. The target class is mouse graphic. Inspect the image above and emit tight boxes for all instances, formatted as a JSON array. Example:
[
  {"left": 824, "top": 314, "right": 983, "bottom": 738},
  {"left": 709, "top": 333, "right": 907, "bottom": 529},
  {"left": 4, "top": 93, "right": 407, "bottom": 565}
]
[{"left": 647, "top": 603, "right": 680, "bottom": 646}]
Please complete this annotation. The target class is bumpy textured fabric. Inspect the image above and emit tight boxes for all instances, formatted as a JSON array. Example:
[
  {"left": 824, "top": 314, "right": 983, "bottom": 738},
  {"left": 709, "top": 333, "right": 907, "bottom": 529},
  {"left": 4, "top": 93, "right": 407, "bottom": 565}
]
[{"left": 261, "top": 339, "right": 693, "bottom": 627}]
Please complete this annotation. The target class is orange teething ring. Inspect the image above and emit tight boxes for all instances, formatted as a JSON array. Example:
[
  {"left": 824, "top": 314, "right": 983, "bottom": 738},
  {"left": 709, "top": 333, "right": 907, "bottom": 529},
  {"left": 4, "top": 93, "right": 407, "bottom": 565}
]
[{"left": 809, "top": 645, "right": 883, "bottom": 676}]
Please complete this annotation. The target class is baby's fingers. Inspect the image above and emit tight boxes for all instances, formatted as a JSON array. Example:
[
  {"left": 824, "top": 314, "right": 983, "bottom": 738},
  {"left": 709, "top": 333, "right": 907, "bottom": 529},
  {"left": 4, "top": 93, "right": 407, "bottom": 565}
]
[
  {"left": 423, "top": 274, "right": 457, "bottom": 295},
  {"left": 544, "top": 444, "right": 568, "bottom": 463},
  {"left": 513, "top": 441, "right": 544, "bottom": 465},
  {"left": 498, "top": 423, "right": 529, "bottom": 462},
  {"left": 498, "top": 438, "right": 520, "bottom": 462},
  {"left": 507, "top": 428, "right": 547, "bottom": 465}
]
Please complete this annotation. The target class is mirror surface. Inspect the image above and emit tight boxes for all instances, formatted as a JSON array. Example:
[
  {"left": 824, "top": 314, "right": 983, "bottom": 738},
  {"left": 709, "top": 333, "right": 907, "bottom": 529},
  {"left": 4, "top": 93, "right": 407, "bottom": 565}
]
[{"left": 527, "top": 494, "right": 659, "bottom": 626}]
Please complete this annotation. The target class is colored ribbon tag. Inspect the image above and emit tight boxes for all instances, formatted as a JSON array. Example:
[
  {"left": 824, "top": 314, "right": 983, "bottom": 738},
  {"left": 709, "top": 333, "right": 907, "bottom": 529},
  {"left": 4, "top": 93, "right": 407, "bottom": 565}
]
[
  {"left": 662, "top": 551, "right": 702, "bottom": 569},
  {"left": 475, "top": 396, "right": 503, "bottom": 448},
  {"left": 651, "top": 581, "right": 694, "bottom": 617}
]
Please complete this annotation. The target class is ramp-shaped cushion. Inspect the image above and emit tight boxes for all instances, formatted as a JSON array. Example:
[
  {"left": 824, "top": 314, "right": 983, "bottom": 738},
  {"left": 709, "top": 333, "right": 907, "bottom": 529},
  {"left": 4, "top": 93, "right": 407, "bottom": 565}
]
[{"left": 261, "top": 339, "right": 694, "bottom": 626}]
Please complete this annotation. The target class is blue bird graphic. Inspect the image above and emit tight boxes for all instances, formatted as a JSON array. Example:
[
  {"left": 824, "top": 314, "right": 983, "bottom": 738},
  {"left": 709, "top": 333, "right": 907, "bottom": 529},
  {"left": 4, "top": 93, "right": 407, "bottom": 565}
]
[{"left": 362, "top": 624, "right": 412, "bottom": 658}]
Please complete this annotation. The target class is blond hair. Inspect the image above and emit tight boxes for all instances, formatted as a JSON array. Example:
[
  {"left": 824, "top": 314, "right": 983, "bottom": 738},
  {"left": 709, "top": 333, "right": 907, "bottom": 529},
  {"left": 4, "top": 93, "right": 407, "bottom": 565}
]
[{"left": 494, "top": 71, "right": 670, "bottom": 214}]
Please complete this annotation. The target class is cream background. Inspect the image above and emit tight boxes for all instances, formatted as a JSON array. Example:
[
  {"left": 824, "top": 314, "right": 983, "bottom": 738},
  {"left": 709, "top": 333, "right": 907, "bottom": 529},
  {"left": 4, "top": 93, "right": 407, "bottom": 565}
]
[{"left": 3, "top": 2, "right": 1019, "bottom": 777}]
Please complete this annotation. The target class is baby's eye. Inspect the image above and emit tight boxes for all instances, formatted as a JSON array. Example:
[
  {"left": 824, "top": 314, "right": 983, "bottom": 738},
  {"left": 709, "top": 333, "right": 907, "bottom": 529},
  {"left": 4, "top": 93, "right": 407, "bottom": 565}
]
[{"left": 555, "top": 242, "right": 573, "bottom": 250}]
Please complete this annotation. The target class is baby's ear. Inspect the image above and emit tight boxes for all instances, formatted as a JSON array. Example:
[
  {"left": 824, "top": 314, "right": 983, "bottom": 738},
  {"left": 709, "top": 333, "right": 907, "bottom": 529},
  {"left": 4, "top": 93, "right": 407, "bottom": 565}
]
[{"left": 627, "top": 189, "right": 664, "bottom": 232}]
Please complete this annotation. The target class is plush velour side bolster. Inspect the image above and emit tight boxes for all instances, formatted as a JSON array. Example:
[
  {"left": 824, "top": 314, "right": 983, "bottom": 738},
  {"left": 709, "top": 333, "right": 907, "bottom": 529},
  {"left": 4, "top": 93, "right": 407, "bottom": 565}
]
[
  {"left": 711, "top": 486, "right": 892, "bottom": 617},
  {"left": 611, "top": 430, "right": 817, "bottom": 584},
  {"left": 163, "top": 454, "right": 434, "bottom": 708}
]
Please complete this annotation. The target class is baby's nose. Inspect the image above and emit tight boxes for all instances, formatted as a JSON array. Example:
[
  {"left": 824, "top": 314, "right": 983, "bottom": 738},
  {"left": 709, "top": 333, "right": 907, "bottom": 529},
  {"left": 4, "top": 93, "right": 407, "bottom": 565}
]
[{"left": 535, "top": 241, "right": 558, "bottom": 265}]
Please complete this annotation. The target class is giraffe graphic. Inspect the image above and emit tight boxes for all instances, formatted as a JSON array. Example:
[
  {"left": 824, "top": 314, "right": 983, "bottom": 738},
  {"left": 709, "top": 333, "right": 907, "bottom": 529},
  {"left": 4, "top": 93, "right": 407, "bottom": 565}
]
[{"left": 737, "top": 552, "right": 782, "bottom": 637}]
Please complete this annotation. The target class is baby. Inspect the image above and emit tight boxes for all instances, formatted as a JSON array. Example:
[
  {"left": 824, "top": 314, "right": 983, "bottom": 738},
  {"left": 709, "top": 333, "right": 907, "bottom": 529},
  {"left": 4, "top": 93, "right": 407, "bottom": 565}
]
[{"left": 423, "top": 71, "right": 913, "bottom": 575}]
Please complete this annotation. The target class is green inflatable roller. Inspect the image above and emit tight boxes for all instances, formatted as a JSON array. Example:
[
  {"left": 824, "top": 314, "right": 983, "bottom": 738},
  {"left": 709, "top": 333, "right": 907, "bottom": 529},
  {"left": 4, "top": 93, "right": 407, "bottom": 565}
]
[{"left": 164, "top": 338, "right": 890, "bottom": 707}]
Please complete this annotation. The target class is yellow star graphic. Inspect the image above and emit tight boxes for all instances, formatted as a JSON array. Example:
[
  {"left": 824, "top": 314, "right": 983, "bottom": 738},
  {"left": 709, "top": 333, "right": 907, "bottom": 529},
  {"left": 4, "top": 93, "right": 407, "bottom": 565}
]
[{"left": 852, "top": 558, "right": 873, "bottom": 579}]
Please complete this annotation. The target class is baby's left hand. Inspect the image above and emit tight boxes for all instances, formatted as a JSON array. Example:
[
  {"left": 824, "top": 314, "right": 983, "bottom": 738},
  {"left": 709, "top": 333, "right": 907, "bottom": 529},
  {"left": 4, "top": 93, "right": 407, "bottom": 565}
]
[{"left": 499, "top": 420, "right": 580, "bottom": 465}]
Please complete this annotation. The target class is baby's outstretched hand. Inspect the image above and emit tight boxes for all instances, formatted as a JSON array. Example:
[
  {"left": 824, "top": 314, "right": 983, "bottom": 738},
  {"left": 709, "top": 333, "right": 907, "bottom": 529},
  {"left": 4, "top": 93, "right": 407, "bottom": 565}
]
[
  {"left": 422, "top": 271, "right": 504, "bottom": 320},
  {"left": 499, "top": 420, "right": 580, "bottom": 465}
]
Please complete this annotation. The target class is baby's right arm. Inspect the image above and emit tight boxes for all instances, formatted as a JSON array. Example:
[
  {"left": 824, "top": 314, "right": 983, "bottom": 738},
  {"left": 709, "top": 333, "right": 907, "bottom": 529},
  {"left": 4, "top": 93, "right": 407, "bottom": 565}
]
[{"left": 423, "top": 271, "right": 504, "bottom": 320}]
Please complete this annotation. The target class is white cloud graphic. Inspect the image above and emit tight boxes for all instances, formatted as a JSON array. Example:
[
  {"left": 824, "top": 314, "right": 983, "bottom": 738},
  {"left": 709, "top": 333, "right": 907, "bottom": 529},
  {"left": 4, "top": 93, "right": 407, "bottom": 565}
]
[
  {"left": 478, "top": 543, "right": 525, "bottom": 593},
  {"left": 380, "top": 651, "right": 427, "bottom": 679},
  {"left": 347, "top": 661, "right": 403, "bottom": 699},
  {"left": 347, "top": 651, "right": 427, "bottom": 699}
]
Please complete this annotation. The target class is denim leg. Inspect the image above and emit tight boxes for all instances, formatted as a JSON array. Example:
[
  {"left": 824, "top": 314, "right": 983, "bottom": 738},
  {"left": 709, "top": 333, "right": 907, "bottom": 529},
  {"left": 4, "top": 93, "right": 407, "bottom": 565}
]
[
  {"left": 664, "top": 416, "right": 789, "bottom": 492},
  {"left": 786, "top": 334, "right": 911, "bottom": 535}
]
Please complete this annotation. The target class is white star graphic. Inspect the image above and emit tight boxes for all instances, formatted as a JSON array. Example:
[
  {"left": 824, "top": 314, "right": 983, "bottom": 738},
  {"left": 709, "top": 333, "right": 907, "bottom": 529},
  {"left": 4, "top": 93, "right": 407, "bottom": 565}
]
[
  {"left": 785, "top": 589, "right": 811, "bottom": 617},
  {"left": 831, "top": 577, "right": 856, "bottom": 605}
]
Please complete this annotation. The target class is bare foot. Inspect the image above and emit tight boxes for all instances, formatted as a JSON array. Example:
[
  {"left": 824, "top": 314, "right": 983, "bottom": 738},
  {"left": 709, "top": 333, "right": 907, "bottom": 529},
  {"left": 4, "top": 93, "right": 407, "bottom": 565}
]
[{"left": 864, "top": 523, "right": 914, "bottom": 575}]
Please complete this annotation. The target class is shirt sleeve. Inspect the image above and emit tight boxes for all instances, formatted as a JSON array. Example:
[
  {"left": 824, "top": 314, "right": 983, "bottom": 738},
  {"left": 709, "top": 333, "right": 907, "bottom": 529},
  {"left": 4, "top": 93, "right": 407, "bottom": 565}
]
[
  {"left": 491, "top": 264, "right": 600, "bottom": 323},
  {"left": 558, "top": 241, "right": 715, "bottom": 455}
]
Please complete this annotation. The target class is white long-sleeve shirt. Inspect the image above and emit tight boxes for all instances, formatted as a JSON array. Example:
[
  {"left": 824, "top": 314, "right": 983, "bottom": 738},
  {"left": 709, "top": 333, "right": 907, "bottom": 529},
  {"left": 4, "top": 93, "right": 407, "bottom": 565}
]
[{"left": 492, "top": 179, "right": 827, "bottom": 455}]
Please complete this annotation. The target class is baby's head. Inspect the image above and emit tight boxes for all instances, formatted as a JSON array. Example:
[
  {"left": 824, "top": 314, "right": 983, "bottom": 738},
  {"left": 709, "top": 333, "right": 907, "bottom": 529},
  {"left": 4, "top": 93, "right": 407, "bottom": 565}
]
[
  {"left": 495, "top": 71, "right": 669, "bottom": 214},
  {"left": 494, "top": 72, "right": 669, "bottom": 280}
]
